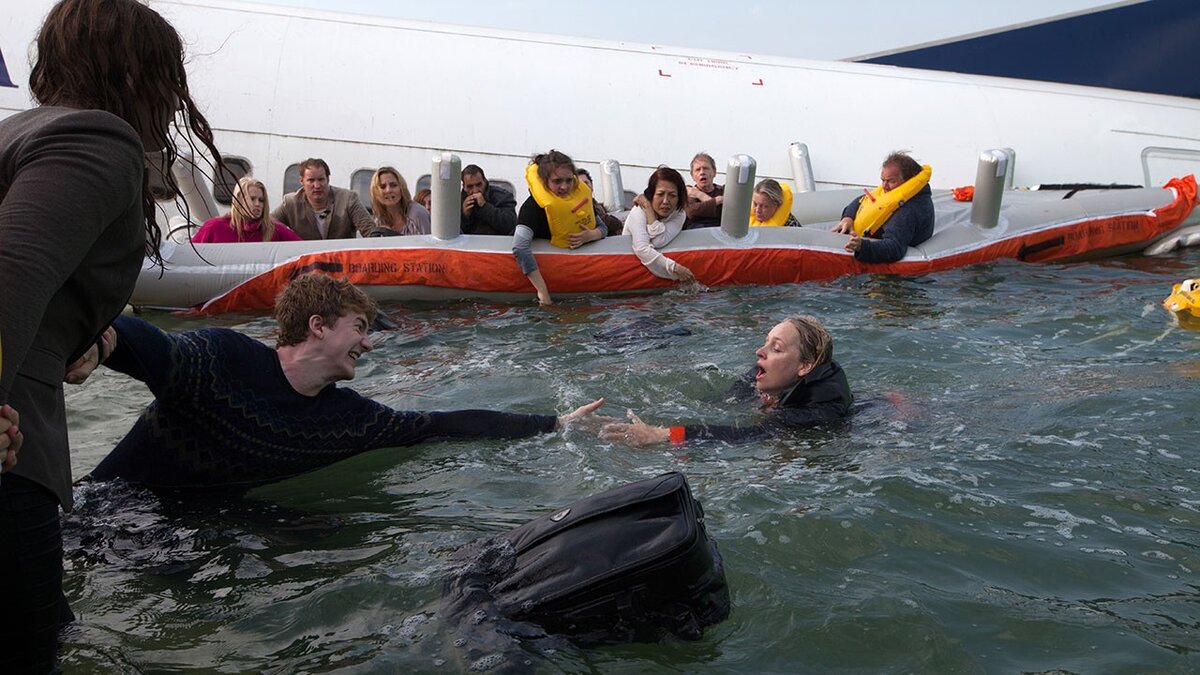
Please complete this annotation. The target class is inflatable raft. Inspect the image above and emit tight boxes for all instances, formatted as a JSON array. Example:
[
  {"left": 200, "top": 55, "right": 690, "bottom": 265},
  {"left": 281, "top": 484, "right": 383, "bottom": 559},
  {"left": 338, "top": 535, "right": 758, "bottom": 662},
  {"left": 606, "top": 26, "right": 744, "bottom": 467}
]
[{"left": 132, "top": 155, "right": 1199, "bottom": 315}]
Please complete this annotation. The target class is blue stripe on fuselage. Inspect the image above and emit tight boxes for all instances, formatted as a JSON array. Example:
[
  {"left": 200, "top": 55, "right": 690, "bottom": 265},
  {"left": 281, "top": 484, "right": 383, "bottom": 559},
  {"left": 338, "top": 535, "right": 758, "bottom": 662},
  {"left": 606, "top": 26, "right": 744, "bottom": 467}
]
[
  {"left": 860, "top": 0, "right": 1200, "bottom": 100},
  {"left": 0, "top": 46, "right": 15, "bottom": 88}
]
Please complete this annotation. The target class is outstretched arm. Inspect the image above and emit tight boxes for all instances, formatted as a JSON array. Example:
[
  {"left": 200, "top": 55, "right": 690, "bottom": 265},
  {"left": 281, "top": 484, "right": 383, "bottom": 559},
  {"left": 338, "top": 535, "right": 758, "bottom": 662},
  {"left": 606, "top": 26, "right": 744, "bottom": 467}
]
[{"left": 105, "top": 315, "right": 183, "bottom": 395}]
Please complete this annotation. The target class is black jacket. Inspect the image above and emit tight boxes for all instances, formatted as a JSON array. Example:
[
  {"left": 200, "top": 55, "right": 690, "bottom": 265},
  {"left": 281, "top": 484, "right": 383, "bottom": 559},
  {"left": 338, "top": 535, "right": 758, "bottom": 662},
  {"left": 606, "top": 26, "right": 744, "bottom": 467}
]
[
  {"left": 461, "top": 184, "right": 518, "bottom": 236},
  {"left": 683, "top": 361, "right": 852, "bottom": 442}
]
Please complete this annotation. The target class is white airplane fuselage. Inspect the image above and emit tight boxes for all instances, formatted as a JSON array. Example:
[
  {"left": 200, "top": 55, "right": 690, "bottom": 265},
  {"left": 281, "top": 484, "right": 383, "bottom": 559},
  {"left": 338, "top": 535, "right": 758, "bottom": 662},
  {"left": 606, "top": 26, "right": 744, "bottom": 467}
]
[{"left": 3, "top": 0, "right": 1200, "bottom": 211}]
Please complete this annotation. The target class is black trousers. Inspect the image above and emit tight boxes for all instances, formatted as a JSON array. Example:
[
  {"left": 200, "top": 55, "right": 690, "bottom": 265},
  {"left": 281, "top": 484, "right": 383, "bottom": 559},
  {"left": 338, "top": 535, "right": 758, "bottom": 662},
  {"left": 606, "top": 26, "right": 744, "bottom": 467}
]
[{"left": 0, "top": 474, "right": 69, "bottom": 674}]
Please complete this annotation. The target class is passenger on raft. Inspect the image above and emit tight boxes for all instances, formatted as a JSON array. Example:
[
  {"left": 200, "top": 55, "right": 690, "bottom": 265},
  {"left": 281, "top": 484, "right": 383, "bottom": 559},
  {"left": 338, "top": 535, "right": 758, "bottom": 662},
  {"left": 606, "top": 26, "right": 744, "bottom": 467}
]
[
  {"left": 414, "top": 188, "right": 433, "bottom": 212},
  {"left": 513, "top": 150, "right": 608, "bottom": 305},
  {"left": 750, "top": 179, "right": 801, "bottom": 227},
  {"left": 272, "top": 157, "right": 376, "bottom": 240},
  {"left": 460, "top": 164, "right": 517, "bottom": 236},
  {"left": 576, "top": 167, "right": 623, "bottom": 236},
  {"left": 831, "top": 150, "right": 934, "bottom": 263},
  {"left": 84, "top": 274, "right": 611, "bottom": 491},
  {"left": 600, "top": 315, "right": 852, "bottom": 445},
  {"left": 624, "top": 166, "right": 695, "bottom": 282},
  {"left": 684, "top": 152, "right": 723, "bottom": 228},
  {"left": 371, "top": 166, "right": 430, "bottom": 236},
  {"left": 192, "top": 177, "right": 302, "bottom": 243}
]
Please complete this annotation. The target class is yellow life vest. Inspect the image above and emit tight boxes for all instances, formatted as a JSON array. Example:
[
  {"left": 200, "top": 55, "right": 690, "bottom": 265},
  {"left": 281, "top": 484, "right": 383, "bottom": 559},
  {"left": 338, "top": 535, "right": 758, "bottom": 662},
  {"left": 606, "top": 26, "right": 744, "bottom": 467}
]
[
  {"left": 525, "top": 163, "right": 596, "bottom": 249},
  {"left": 749, "top": 182, "right": 794, "bottom": 227},
  {"left": 852, "top": 164, "right": 932, "bottom": 236},
  {"left": 1164, "top": 278, "right": 1200, "bottom": 317}
]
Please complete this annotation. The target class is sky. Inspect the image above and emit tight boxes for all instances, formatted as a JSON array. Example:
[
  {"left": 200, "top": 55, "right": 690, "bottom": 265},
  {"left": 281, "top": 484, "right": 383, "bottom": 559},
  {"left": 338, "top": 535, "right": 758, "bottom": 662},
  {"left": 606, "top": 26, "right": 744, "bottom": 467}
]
[{"left": 251, "top": 0, "right": 1114, "bottom": 60}]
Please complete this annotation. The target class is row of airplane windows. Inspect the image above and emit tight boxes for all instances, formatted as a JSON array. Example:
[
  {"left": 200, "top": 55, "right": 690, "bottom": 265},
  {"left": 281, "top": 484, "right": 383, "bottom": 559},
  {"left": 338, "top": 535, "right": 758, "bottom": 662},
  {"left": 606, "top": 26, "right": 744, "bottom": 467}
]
[
  {"left": 207, "top": 157, "right": 518, "bottom": 211},
  {"left": 149, "top": 155, "right": 641, "bottom": 212}
]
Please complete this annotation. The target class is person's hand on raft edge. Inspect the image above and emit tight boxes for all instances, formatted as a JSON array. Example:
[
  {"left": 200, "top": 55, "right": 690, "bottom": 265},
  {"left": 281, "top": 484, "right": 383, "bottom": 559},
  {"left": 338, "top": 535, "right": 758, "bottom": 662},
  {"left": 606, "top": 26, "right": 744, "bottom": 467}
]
[
  {"left": 600, "top": 409, "right": 671, "bottom": 447},
  {"left": 0, "top": 404, "right": 22, "bottom": 473},
  {"left": 832, "top": 217, "right": 854, "bottom": 234},
  {"left": 557, "top": 397, "right": 618, "bottom": 432}
]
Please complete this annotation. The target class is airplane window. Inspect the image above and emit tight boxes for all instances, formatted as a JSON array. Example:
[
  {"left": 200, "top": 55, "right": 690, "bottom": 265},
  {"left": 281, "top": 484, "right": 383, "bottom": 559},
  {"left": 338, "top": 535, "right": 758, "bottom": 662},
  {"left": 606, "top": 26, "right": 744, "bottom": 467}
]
[
  {"left": 212, "top": 156, "right": 252, "bottom": 205},
  {"left": 492, "top": 179, "right": 516, "bottom": 196},
  {"left": 283, "top": 164, "right": 300, "bottom": 197},
  {"left": 416, "top": 174, "right": 431, "bottom": 192},
  {"left": 350, "top": 169, "right": 374, "bottom": 211}
]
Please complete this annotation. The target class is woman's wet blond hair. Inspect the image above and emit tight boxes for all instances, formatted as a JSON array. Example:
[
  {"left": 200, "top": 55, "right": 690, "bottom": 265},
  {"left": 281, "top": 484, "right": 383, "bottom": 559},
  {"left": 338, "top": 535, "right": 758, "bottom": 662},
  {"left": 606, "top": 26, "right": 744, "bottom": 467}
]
[{"left": 784, "top": 315, "right": 832, "bottom": 367}]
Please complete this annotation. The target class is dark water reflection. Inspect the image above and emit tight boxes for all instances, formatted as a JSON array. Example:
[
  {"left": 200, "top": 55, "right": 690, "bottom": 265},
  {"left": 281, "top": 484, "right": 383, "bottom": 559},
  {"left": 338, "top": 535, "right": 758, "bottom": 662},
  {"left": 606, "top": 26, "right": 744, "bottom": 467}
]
[{"left": 60, "top": 249, "right": 1200, "bottom": 672}]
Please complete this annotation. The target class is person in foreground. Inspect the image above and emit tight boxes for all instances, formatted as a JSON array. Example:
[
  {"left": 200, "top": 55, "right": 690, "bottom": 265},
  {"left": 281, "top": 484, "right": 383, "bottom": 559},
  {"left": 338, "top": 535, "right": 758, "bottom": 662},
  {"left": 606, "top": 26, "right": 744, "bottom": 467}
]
[
  {"left": 86, "top": 274, "right": 608, "bottom": 490},
  {"left": 192, "top": 176, "right": 302, "bottom": 243},
  {"left": 601, "top": 316, "right": 852, "bottom": 445},
  {"left": 0, "top": 0, "right": 225, "bottom": 670},
  {"left": 831, "top": 150, "right": 934, "bottom": 263}
]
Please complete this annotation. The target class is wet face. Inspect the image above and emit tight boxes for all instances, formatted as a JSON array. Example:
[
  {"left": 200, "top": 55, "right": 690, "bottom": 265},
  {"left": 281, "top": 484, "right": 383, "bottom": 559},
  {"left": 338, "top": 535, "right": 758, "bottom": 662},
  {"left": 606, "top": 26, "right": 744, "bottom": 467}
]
[
  {"left": 462, "top": 172, "right": 487, "bottom": 196},
  {"left": 691, "top": 158, "right": 715, "bottom": 191},
  {"left": 317, "top": 311, "right": 373, "bottom": 383},
  {"left": 754, "top": 321, "right": 813, "bottom": 397},
  {"left": 301, "top": 166, "right": 330, "bottom": 208},
  {"left": 651, "top": 179, "right": 680, "bottom": 220},
  {"left": 880, "top": 164, "right": 904, "bottom": 192},
  {"left": 547, "top": 165, "right": 576, "bottom": 198},
  {"left": 751, "top": 192, "right": 779, "bottom": 223},
  {"left": 244, "top": 185, "right": 265, "bottom": 221},
  {"left": 377, "top": 172, "right": 401, "bottom": 207}
]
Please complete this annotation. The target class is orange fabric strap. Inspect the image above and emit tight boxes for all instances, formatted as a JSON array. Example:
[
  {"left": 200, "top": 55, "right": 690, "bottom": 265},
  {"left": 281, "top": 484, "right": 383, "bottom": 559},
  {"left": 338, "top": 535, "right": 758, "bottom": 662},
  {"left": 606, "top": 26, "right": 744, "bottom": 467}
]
[{"left": 669, "top": 426, "right": 686, "bottom": 445}]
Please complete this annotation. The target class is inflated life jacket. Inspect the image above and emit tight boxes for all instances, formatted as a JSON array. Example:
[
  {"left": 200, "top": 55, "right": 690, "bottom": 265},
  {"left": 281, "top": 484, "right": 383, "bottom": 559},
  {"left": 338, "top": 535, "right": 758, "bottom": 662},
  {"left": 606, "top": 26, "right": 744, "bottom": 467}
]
[
  {"left": 853, "top": 164, "right": 932, "bottom": 236},
  {"left": 525, "top": 163, "right": 596, "bottom": 248},
  {"left": 1164, "top": 278, "right": 1200, "bottom": 317},
  {"left": 749, "top": 181, "right": 794, "bottom": 227}
]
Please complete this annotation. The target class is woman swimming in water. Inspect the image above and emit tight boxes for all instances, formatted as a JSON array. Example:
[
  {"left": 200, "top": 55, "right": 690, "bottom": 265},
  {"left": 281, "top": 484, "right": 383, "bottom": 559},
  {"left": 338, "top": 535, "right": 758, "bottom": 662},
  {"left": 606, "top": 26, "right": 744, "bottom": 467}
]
[{"left": 601, "top": 316, "right": 851, "bottom": 444}]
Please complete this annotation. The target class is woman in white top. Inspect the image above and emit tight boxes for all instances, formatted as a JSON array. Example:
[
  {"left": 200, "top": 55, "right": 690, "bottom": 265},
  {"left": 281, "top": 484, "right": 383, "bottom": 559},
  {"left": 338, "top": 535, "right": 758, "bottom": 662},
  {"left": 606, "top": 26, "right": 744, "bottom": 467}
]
[{"left": 624, "top": 167, "right": 695, "bottom": 282}]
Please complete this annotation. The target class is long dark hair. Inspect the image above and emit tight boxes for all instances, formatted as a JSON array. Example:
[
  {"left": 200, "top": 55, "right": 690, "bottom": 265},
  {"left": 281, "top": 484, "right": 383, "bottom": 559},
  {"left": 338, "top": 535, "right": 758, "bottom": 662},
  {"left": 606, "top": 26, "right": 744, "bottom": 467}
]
[{"left": 30, "top": 0, "right": 225, "bottom": 266}]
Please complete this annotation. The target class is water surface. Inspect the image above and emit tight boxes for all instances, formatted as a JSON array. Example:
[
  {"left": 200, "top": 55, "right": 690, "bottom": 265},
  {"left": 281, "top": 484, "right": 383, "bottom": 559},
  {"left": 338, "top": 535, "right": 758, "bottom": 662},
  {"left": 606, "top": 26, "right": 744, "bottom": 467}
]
[{"left": 62, "top": 251, "right": 1200, "bottom": 673}]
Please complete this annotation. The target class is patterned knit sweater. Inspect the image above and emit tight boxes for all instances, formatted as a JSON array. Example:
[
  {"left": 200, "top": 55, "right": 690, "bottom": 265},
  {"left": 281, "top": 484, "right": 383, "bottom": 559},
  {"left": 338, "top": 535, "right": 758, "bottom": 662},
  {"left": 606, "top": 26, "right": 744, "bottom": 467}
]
[{"left": 89, "top": 316, "right": 557, "bottom": 490}]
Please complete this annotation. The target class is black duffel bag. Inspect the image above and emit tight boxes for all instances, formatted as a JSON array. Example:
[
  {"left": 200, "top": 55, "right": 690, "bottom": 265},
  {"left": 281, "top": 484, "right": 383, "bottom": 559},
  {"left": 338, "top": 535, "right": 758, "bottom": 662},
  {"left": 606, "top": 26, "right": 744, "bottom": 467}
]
[{"left": 444, "top": 471, "right": 731, "bottom": 647}]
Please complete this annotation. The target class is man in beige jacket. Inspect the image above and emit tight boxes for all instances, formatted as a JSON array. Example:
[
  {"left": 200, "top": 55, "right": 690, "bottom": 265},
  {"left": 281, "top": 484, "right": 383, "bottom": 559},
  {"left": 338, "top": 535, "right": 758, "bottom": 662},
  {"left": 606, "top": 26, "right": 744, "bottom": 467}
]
[{"left": 271, "top": 157, "right": 375, "bottom": 240}]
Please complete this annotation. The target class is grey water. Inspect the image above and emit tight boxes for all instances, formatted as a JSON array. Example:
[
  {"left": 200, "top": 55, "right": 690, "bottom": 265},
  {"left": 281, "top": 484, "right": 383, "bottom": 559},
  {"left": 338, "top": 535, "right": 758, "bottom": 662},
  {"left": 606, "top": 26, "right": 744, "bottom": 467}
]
[{"left": 60, "top": 251, "right": 1200, "bottom": 673}]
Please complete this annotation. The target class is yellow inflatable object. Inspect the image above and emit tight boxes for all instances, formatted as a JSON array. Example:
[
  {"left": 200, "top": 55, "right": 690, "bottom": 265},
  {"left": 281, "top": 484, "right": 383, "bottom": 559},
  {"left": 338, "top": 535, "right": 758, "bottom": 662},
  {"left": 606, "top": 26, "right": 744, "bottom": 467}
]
[
  {"left": 525, "top": 163, "right": 596, "bottom": 249},
  {"left": 852, "top": 164, "right": 933, "bottom": 236},
  {"left": 749, "top": 182, "right": 794, "bottom": 227},
  {"left": 1164, "top": 278, "right": 1200, "bottom": 317}
]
